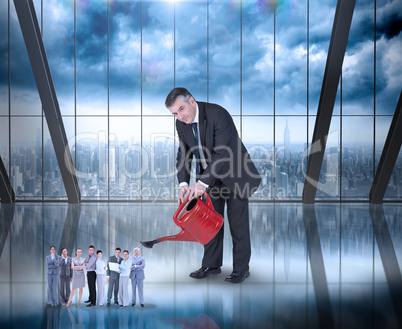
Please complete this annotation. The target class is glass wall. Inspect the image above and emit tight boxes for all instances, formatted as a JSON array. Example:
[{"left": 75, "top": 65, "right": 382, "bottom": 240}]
[{"left": 1, "top": 0, "right": 401, "bottom": 201}]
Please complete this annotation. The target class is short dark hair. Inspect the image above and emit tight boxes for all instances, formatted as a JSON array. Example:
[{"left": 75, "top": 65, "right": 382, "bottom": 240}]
[
  {"left": 96, "top": 250, "right": 102, "bottom": 254},
  {"left": 49, "top": 246, "right": 56, "bottom": 251},
  {"left": 165, "top": 87, "right": 193, "bottom": 108},
  {"left": 123, "top": 250, "right": 129, "bottom": 254},
  {"left": 88, "top": 245, "right": 95, "bottom": 249},
  {"left": 60, "top": 247, "right": 66, "bottom": 255},
  {"left": 115, "top": 247, "right": 121, "bottom": 252}
]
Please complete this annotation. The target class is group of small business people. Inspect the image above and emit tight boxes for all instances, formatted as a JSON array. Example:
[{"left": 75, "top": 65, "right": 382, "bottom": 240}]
[{"left": 46, "top": 245, "right": 145, "bottom": 308}]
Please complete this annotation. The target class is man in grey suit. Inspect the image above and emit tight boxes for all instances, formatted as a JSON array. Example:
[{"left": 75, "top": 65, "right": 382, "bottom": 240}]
[
  {"left": 106, "top": 247, "right": 122, "bottom": 307},
  {"left": 46, "top": 246, "right": 61, "bottom": 306},
  {"left": 59, "top": 247, "right": 73, "bottom": 305},
  {"left": 129, "top": 248, "right": 145, "bottom": 307}
]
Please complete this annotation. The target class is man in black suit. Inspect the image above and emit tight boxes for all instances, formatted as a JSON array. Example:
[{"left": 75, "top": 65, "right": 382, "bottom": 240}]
[
  {"left": 106, "top": 247, "right": 122, "bottom": 306},
  {"left": 59, "top": 247, "right": 73, "bottom": 305},
  {"left": 165, "top": 87, "right": 261, "bottom": 283}
]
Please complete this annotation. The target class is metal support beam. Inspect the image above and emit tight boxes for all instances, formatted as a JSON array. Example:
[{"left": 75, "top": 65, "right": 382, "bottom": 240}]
[
  {"left": 369, "top": 205, "right": 402, "bottom": 327},
  {"left": 13, "top": 0, "right": 80, "bottom": 203},
  {"left": 370, "top": 91, "right": 402, "bottom": 204},
  {"left": 303, "top": 0, "right": 356, "bottom": 203},
  {"left": 0, "top": 156, "right": 15, "bottom": 203},
  {"left": 302, "top": 205, "right": 335, "bottom": 329}
]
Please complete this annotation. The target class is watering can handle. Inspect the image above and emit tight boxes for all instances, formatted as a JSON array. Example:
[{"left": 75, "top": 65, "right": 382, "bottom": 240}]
[
  {"left": 174, "top": 192, "right": 213, "bottom": 218},
  {"left": 203, "top": 192, "right": 213, "bottom": 209}
]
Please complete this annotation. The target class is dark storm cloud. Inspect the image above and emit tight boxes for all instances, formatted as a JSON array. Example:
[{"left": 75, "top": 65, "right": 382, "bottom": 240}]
[{"left": 376, "top": 0, "right": 402, "bottom": 39}]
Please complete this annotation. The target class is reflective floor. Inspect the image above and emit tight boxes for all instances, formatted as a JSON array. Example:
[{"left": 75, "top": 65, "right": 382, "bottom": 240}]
[{"left": 0, "top": 203, "right": 402, "bottom": 329}]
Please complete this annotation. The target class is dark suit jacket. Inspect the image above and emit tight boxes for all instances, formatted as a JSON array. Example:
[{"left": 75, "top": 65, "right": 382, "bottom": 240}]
[
  {"left": 176, "top": 101, "right": 261, "bottom": 198},
  {"left": 107, "top": 255, "right": 122, "bottom": 278},
  {"left": 59, "top": 256, "right": 73, "bottom": 278}
]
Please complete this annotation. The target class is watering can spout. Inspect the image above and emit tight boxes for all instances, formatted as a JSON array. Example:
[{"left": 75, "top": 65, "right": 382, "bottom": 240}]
[{"left": 141, "top": 229, "right": 197, "bottom": 249}]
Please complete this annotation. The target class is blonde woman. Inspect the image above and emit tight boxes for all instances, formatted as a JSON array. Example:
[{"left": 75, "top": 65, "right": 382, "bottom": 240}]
[{"left": 66, "top": 248, "right": 86, "bottom": 307}]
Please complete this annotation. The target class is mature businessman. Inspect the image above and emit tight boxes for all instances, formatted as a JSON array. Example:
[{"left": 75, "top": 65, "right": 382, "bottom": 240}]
[
  {"left": 166, "top": 87, "right": 261, "bottom": 283},
  {"left": 129, "top": 248, "right": 145, "bottom": 307}
]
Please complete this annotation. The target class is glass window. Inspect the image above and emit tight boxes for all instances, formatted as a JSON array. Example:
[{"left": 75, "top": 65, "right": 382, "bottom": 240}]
[
  {"left": 242, "top": 116, "right": 274, "bottom": 199},
  {"left": 142, "top": 116, "right": 175, "bottom": 201},
  {"left": 43, "top": 0, "right": 74, "bottom": 116},
  {"left": 275, "top": 116, "right": 307, "bottom": 199},
  {"left": 0, "top": 117, "right": 9, "bottom": 175},
  {"left": 375, "top": 116, "right": 402, "bottom": 199},
  {"left": 175, "top": 1, "right": 208, "bottom": 101},
  {"left": 11, "top": 117, "right": 42, "bottom": 199},
  {"left": 342, "top": 0, "right": 374, "bottom": 115},
  {"left": 275, "top": 0, "right": 308, "bottom": 115},
  {"left": 242, "top": 1, "right": 274, "bottom": 115},
  {"left": 0, "top": 0, "right": 7, "bottom": 116},
  {"left": 209, "top": 1, "right": 241, "bottom": 115},
  {"left": 76, "top": 0, "right": 108, "bottom": 115},
  {"left": 308, "top": 0, "right": 337, "bottom": 116},
  {"left": 109, "top": 116, "right": 142, "bottom": 200},
  {"left": 342, "top": 116, "right": 373, "bottom": 199},
  {"left": 10, "top": 4, "right": 41, "bottom": 116},
  {"left": 76, "top": 116, "right": 108, "bottom": 200},
  {"left": 109, "top": 1, "right": 141, "bottom": 115},
  {"left": 309, "top": 116, "right": 341, "bottom": 199},
  {"left": 142, "top": 1, "right": 174, "bottom": 115},
  {"left": 375, "top": 0, "right": 402, "bottom": 114},
  {"left": 43, "top": 116, "right": 75, "bottom": 200}
]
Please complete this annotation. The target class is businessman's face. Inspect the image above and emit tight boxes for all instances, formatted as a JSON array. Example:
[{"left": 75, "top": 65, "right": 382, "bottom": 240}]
[
  {"left": 134, "top": 249, "right": 140, "bottom": 257},
  {"left": 115, "top": 250, "right": 121, "bottom": 258},
  {"left": 97, "top": 252, "right": 102, "bottom": 259},
  {"left": 88, "top": 247, "right": 94, "bottom": 255},
  {"left": 168, "top": 96, "right": 197, "bottom": 124}
]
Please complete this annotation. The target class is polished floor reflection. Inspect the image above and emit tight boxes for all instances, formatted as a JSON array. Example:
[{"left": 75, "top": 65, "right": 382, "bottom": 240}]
[{"left": 0, "top": 203, "right": 402, "bottom": 329}]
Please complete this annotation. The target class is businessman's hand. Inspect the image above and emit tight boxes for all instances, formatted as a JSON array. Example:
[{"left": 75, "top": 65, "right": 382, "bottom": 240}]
[
  {"left": 189, "top": 182, "right": 206, "bottom": 200},
  {"left": 178, "top": 185, "right": 190, "bottom": 205}
]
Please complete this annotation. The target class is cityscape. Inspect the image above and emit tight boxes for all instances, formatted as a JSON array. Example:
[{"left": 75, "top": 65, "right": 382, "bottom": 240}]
[{"left": 2, "top": 121, "right": 401, "bottom": 201}]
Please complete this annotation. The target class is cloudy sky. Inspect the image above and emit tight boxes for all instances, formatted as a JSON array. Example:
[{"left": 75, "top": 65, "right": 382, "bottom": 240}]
[{"left": 0, "top": 0, "right": 401, "bottom": 144}]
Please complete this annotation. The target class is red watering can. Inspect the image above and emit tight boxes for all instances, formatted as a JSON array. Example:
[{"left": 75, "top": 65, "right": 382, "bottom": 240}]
[{"left": 141, "top": 192, "right": 223, "bottom": 248}]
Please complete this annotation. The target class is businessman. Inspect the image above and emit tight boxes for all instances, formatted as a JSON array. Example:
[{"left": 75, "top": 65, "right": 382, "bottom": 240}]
[
  {"left": 166, "top": 87, "right": 261, "bottom": 284},
  {"left": 85, "top": 245, "right": 97, "bottom": 307},
  {"left": 59, "top": 247, "right": 73, "bottom": 305},
  {"left": 129, "top": 248, "right": 145, "bottom": 307},
  {"left": 106, "top": 247, "right": 122, "bottom": 307}
]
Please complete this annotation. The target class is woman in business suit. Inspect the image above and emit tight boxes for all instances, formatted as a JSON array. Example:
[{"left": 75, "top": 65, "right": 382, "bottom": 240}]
[{"left": 66, "top": 248, "right": 86, "bottom": 307}]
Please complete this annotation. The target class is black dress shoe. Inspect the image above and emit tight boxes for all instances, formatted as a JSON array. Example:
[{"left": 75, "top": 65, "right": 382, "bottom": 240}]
[
  {"left": 189, "top": 267, "right": 221, "bottom": 279},
  {"left": 106, "top": 302, "right": 110, "bottom": 307},
  {"left": 84, "top": 300, "right": 91, "bottom": 303},
  {"left": 86, "top": 303, "right": 96, "bottom": 307},
  {"left": 140, "top": 304, "right": 144, "bottom": 307},
  {"left": 114, "top": 301, "right": 119, "bottom": 305},
  {"left": 224, "top": 270, "right": 250, "bottom": 284},
  {"left": 131, "top": 303, "right": 135, "bottom": 307}
]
